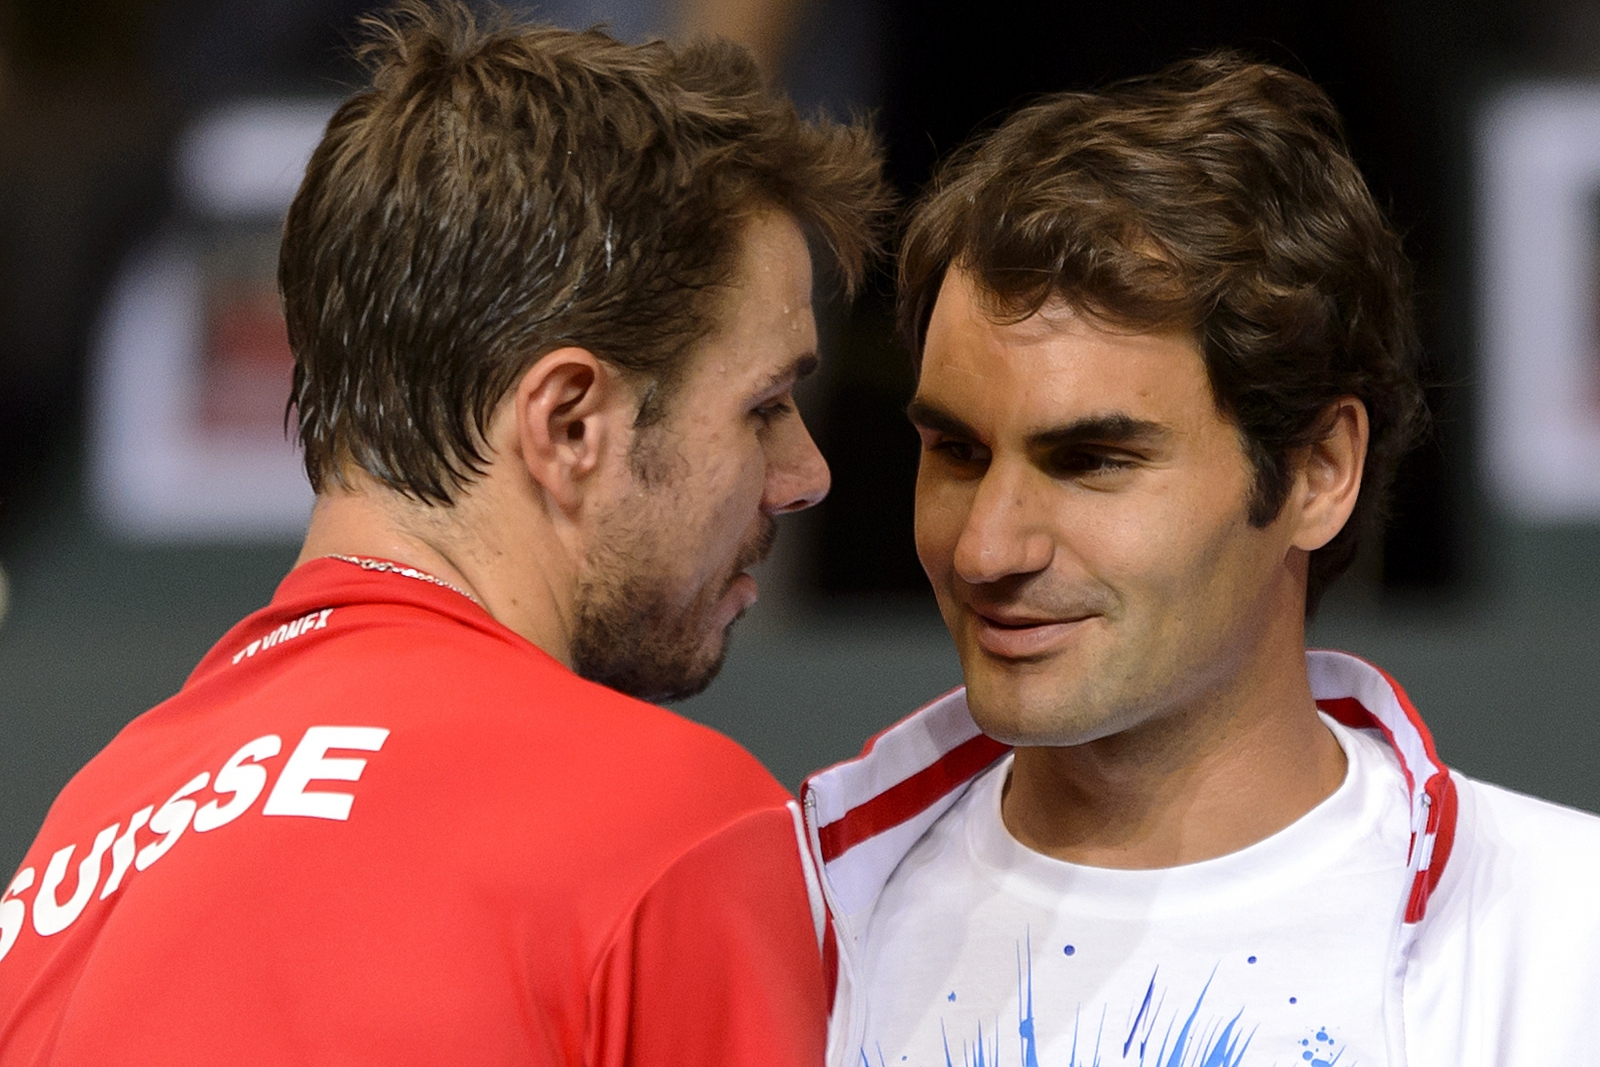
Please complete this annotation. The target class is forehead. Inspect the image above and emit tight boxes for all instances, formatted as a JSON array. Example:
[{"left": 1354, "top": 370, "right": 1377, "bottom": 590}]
[
  {"left": 917, "top": 269, "right": 1213, "bottom": 431},
  {"left": 681, "top": 210, "right": 816, "bottom": 377},
  {"left": 719, "top": 210, "right": 814, "bottom": 326}
]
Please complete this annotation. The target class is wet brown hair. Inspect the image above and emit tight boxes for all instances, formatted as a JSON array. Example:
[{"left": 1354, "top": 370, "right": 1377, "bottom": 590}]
[
  {"left": 281, "top": 0, "right": 890, "bottom": 503},
  {"left": 899, "top": 52, "right": 1424, "bottom": 614}
]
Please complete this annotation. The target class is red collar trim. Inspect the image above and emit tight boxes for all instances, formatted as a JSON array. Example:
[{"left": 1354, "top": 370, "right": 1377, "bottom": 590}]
[{"left": 805, "top": 650, "right": 1457, "bottom": 925}]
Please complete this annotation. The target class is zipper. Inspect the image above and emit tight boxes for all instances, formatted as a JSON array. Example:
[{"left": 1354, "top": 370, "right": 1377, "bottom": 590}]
[{"left": 803, "top": 787, "right": 869, "bottom": 1066}]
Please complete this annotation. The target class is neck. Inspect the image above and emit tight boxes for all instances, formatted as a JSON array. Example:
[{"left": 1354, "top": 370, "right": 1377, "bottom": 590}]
[
  {"left": 1000, "top": 638, "right": 1345, "bottom": 870},
  {"left": 295, "top": 470, "right": 578, "bottom": 662}
]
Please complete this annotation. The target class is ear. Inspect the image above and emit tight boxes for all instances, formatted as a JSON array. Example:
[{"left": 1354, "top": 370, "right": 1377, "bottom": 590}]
[
  {"left": 511, "top": 347, "right": 632, "bottom": 513},
  {"left": 1288, "top": 397, "right": 1369, "bottom": 552}
]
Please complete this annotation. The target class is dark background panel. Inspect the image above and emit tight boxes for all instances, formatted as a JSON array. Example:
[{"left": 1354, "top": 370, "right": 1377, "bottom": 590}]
[{"left": 5, "top": 0, "right": 1600, "bottom": 882}]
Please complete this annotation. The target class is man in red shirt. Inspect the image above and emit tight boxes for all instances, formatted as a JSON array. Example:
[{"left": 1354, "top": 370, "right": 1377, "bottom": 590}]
[{"left": 0, "top": 4, "right": 888, "bottom": 1064}]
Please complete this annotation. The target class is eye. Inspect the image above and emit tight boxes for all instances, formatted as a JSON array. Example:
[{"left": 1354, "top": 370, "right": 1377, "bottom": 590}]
[
  {"left": 752, "top": 397, "right": 794, "bottom": 424},
  {"left": 1046, "top": 448, "right": 1135, "bottom": 479},
  {"left": 924, "top": 436, "right": 989, "bottom": 468}
]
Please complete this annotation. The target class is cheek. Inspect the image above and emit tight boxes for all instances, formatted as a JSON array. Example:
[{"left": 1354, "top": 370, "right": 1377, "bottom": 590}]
[
  {"left": 913, "top": 465, "right": 966, "bottom": 580},
  {"left": 1033, "top": 490, "right": 1149, "bottom": 588},
  {"left": 691, "top": 449, "right": 769, "bottom": 550},
  {"left": 1116, "top": 493, "right": 1267, "bottom": 632},
  {"left": 1056, "top": 485, "right": 1237, "bottom": 612}
]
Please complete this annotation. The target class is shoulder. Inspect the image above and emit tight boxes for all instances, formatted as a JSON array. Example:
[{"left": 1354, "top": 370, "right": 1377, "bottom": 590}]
[
  {"left": 291, "top": 608, "right": 792, "bottom": 812},
  {"left": 112, "top": 604, "right": 793, "bottom": 870},
  {"left": 1404, "top": 773, "right": 1600, "bottom": 1058},
  {"left": 575, "top": 680, "right": 796, "bottom": 818},
  {"left": 1429, "top": 771, "right": 1600, "bottom": 933},
  {"left": 1453, "top": 772, "right": 1600, "bottom": 868},
  {"left": 395, "top": 638, "right": 797, "bottom": 853}
]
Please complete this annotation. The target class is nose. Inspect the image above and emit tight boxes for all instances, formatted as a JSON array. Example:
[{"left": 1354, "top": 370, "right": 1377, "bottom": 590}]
[
  {"left": 763, "top": 416, "right": 831, "bottom": 514},
  {"left": 951, "top": 463, "right": 1053, "bottom": 585}
]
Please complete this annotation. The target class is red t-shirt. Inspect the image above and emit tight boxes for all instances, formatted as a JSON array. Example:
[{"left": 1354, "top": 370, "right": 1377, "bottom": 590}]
[{"left": 0, "top": 559, "right": 827, "bottom": 1066}]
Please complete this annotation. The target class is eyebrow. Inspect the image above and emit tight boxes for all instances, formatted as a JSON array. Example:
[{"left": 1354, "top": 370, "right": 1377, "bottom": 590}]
[
  {"left": 751, "top": 352, "right": 819, "bottom": 399},
  {"left": 905, "top": 398, "right": 1171, "bottom": 449},
  {"left": 905, "top": 399, "right": 977, "bottom": 440}
]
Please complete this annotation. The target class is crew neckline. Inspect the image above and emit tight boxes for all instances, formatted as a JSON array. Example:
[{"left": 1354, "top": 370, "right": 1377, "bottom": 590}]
[{"left": 962, "top": 715, "right": 1412, "bottom": 920}]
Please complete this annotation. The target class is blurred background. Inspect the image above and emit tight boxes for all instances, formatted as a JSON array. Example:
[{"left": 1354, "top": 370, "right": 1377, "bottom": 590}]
[{"left": 4, "top": 0, "right": 1600, "bottom": 877}]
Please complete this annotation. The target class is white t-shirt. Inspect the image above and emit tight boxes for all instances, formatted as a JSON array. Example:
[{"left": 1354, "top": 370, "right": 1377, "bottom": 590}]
[{"left": 857, "top": 717, "right": 1413, "bottom": 1067}]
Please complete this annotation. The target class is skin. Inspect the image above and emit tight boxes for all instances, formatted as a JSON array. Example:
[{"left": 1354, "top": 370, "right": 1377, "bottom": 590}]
[
  {"left": 297, "top": 209, "right": 828, "bottom": 698},
  {"left": 910, "top": 268, "right": 1368, "bottom": 869}
]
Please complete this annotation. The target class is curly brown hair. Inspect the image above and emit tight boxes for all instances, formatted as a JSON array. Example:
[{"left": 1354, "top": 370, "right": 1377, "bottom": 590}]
[
  {"left": 281, "top": 0, "right": 890, "bottom": 504},
  {"left": 899, "top": 52, "right": 1425, "bottom": 614}
]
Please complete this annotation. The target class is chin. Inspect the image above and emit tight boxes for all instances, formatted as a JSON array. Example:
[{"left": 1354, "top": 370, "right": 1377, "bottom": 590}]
[
  {"left": 657, "top": 623, "right": 737, "bottom": 703},
  {"left": 963, "top": 672, "right": 1117, "bottom": 748},
  {"left": 970, "top": 713, "right": 1103, "bottom": 749}
]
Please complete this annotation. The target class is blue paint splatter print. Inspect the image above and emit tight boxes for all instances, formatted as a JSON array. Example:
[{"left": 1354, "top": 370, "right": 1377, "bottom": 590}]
[
  {"left": 876, "top": 937, "right": 1267, "bottom": 1067},
  {"left": 861, "top": 933, "right": 1366, "bottom": 1067},
  {"left": 1297, "top": 1026, "right": 1347, "bottom": 1066}
]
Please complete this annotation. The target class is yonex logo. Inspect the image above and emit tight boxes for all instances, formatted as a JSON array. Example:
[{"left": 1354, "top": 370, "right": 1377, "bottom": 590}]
[{"left": 232, "top": 608, "right": 334, "bottom": 664}]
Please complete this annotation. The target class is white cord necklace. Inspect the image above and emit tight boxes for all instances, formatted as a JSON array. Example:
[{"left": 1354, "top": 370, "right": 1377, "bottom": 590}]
[{"left": 326, "top": 554, "right": 482, "bottom": 607}]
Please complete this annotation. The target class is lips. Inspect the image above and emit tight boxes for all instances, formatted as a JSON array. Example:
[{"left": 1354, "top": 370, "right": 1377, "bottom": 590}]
[
  {"left": 713, "top": 554, "right": 765, "bottom": 629},
  {"left": 968, "top": 608, "right": 1097, "bottom": 660}
]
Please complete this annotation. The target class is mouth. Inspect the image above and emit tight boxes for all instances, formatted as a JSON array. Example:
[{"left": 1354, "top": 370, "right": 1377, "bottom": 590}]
[
  {"left": 737, "top": 515, "right": 778, "bottom": 574},
  {"left": 968, "top": 607, "right": 1098, "bottom": 660},
  {"left": 706, "top": 518, "right": 778, "bottom": 635},
  {"left": 729, "top": 569, "right": 760, "bottom": 605},
  {"left": 704, "top": 571, "right": 759, "bottom": 638}
]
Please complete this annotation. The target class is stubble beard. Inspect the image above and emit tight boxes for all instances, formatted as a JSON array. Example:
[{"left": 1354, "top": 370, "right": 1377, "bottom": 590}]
[{"left": 570, "top": 512, "right": 777, "bottom": 704}]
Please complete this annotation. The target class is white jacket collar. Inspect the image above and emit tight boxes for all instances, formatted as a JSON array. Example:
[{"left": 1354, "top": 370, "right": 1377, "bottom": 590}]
[{"left": 801, "top": 649, "right": 1458, "bottom": 929}]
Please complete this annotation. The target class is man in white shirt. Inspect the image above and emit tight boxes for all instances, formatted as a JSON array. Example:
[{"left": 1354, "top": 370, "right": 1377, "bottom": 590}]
[{"left": 801, "top": 52, "right": 1600, "bottom": 1067}]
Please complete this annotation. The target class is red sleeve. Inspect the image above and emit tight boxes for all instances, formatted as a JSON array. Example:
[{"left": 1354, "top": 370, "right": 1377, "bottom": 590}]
[{"left": 586, "top": 806, "right": 828, "bottom": 1067}]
